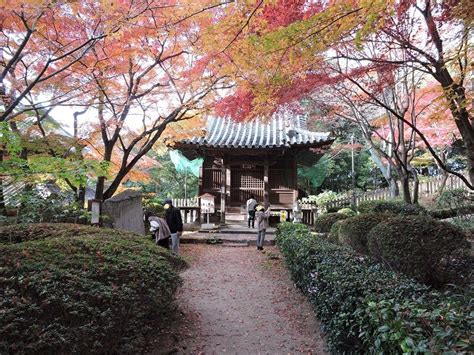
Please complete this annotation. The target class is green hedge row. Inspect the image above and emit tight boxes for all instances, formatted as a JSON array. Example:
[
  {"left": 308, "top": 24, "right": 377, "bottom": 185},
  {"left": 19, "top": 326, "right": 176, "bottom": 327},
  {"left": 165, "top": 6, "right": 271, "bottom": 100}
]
[
  {"left": 313, "top": 213, "right": 349, "bottom": 233},
  {"left": 0, "top": 224, "right": 186, "bottom": 353},
  {"left": 358, "top": 200, "right": 427, "bottom": 215},
  {"left": 276, "top": 223, "right": 473, "bottom": 354}
]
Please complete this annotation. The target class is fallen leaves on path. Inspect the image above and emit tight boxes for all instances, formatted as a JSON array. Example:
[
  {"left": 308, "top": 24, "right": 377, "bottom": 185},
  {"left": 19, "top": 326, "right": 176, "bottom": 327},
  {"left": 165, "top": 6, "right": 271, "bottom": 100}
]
[{"left": 151, "top": 245, "right": 327, "bottom": 354}]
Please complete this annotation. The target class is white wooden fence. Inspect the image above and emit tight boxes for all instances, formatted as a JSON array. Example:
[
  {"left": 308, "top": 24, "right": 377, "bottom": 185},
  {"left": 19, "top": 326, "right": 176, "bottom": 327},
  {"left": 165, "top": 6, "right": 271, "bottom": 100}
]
[
  {"left": 300, "top": 172, "right": 468, "bottom": 212},
  {"left": 172, "top": 197, "right": 200, "bottom": 223}
]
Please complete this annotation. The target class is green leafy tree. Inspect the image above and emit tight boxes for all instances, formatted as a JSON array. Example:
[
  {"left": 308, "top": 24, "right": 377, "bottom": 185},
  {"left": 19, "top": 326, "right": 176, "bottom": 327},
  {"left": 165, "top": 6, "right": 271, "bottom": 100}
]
[{"left": 128, "top": 152, "right": 199, "bottom": 201}]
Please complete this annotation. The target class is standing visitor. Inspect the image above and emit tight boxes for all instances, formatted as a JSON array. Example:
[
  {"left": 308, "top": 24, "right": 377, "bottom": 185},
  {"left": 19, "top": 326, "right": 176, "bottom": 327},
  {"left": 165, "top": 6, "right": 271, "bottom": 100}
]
[
  {"left": 164, "top": 198, "right": 183, "bottom": 254},
  {"left": 292, "top": 200, "right": 302, "bottom": 223},
  {"left": 255, "top": 204, "right": 270, "bottom": 250},
  {"left": 246, "top": 194, "right": 258, "bottom": 228}
]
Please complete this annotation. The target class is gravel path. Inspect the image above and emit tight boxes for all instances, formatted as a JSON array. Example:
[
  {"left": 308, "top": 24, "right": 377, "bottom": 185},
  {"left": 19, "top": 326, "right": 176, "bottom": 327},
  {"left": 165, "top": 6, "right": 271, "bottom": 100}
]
[{"left": 159, "top": 244, "right": 327, "bottom": 354}]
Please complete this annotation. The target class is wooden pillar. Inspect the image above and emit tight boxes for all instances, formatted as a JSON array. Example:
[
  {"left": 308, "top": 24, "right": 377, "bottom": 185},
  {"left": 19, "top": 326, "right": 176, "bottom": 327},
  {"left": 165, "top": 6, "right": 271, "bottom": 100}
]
[
  {"left": 264, "top": 156, "right": 269, "bottom": 208},
  {"left": 220, "top": 158, "right": 226, "bottom": 224},
  {"left": 226, "top": 164, "right": 231, "bottom": 206},
  {"left": 198, "top": 163, "right": 203, "bottom": 223},
  {"left": 292, "top": 155, "right": 298, "bottom": 203}
]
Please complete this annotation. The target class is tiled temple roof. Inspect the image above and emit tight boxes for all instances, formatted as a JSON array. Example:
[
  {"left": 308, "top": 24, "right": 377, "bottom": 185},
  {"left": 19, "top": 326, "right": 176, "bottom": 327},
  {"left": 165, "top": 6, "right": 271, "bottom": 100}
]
[{"left": 180, "top": 115, "right": 331, "bottom": 149}]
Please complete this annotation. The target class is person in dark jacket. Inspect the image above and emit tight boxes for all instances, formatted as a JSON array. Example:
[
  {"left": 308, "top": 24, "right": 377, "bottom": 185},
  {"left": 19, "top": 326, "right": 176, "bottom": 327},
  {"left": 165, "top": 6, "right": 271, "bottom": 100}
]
[{"left": 164, "top": 198, "right": 183, "bottom": 254}]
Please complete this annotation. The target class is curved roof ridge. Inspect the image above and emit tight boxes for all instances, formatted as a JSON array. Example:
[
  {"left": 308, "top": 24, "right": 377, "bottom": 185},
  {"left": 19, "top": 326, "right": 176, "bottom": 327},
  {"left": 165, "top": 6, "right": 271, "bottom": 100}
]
[{"left": 179, "top": 115, "right": 332, "bottom": 149}]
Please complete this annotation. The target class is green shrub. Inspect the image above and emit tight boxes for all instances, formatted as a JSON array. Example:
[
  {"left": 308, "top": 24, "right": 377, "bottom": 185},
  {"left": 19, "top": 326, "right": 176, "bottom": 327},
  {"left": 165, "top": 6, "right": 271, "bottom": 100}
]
[
  {"left": 367, "top": 215, "right": 471, "bottom": 287},
  {"left": 436, "top": 188, "right": 472, "bottom": 210},
  {"left": 358, "top": 200, "right": 426, "bottom": 215},
  {"left": 327, "top": 219, "right": 345, "bottom": 243},
  {"left": 337, "top": 207, "right": 357, "bottom": 216},
  {"left": 0, "top": 223, "right": 131, "bottom": 244},
  {"left": 314, "top": 213, "right": 349, "bottom": 233},
  {"left": 144, "top": 201, "right": 165, "bottom": 218},
  {"left": 15, "top": 189, "right": 86, "bottom": 224},
  {"left": 337, "top": 213, "right": 389, "bottom": 254},
  {"left": 276, "top": 222, "right": 472, "bottom": 354},
  {"left": 0, "top": 224, "right": 186, "bottom": 353}
]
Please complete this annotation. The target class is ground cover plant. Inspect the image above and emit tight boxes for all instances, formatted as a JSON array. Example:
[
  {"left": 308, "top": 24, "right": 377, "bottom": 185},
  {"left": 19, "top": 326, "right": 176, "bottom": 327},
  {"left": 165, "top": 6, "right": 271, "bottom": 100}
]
[
  {"left": 0, "top": 224, "right": 186, "bottom": 353},
  {"left": 276, "top": 222, "right": 473, "bottom": 354}
]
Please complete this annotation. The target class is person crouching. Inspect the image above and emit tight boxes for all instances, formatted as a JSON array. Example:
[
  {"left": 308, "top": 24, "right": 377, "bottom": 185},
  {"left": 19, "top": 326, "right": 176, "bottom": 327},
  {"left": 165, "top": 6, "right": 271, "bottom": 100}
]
[{"left": 148, "top": 214, "right": 171, "bottom": 249}]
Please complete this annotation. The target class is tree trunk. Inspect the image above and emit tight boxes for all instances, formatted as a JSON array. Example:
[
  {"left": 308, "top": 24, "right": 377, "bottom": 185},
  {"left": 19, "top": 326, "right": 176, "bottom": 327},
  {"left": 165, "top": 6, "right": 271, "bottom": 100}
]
[
  {"left": 95, "top": 176, "right": 106, "bottom": 200},
  {"left": 401, "top": 177, "right": 411, "bottom": 203},
  {"left": 397, "top": 167, "right": 412, "bottom": 204},
  {"left": 78, "top": 185, "right": 86, "bottom": 206},
  {"left": 436, "top": 69, "right": 474, "bottom": 187},
  {"left": 412, "top": 171, "right": 419, "bottom": 204},
  {"left": 438, "top": 172, "right": 449, "bottom": 194},
  {"left": 368, "top": 146, "right": 399, "bottom": 196},
  {"left": 389, "top": 178, "right": 399, "bottom": 198},
  {"left": 0, "top": 150, "right": 7, "bottom": 216},
  {"left": 0, "top": 178, "right": 7, "bottom": 216}
]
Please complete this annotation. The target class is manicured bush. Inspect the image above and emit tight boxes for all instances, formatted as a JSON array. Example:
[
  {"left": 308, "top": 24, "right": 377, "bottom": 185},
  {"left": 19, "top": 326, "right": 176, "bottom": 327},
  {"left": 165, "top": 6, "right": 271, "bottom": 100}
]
[
  {"left": 276, "top": 223, "right": 472, "bottom": 354},
  {"left": 358, "top": 200, "right": 426, "bottom": 215},
  {"left": 429, "top": 205, "right": 474, "bottom": 219},
  {"left": 0, "top": 224, "right": 186, "bottom": 353},
  {"left": 313, "top": 213, "right": 349, "bottom": 233},
  {"left": 337, "top": 207, "right": 357, "bottom": 216},
  {"left": 337, "top": 213, "right": 389, "bottom": 254},
  {"left": 327, "top": 219, "right": 345, "bottom": 243},
  {"left": 0, "top": 223, "right": 131, "bottom": 244},
  {"left": 436, "top": 188, "right": 472, "bottom": 210},
  {"left": 367, "top": 215, "right": 471, "bottom": 287}
]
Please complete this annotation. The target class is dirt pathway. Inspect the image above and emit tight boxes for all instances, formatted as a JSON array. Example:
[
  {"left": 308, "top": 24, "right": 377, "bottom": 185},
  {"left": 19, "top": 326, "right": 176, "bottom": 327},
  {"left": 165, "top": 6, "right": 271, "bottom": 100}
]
[{"left": 162, "top": 244, "right": 327, "bottom": 354}]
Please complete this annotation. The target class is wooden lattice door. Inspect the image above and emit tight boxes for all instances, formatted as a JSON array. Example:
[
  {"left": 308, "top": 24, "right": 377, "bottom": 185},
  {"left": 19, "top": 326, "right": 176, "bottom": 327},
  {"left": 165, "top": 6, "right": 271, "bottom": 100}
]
[{"left": 230, "top": 168, "right": 264, "bottom": 205}]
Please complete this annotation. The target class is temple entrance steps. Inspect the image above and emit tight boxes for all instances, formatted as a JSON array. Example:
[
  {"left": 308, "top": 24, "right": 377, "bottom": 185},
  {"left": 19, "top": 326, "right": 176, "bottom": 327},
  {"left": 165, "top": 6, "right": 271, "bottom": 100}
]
[
  {"left": 226, "top": 206, "right": 243, "bottom": 214},
  {"left": 181, "top": 222, "right": 276, "bottom": 246},
  {"left": 225, "top": 212, "right": 246, "bottom": 222}
]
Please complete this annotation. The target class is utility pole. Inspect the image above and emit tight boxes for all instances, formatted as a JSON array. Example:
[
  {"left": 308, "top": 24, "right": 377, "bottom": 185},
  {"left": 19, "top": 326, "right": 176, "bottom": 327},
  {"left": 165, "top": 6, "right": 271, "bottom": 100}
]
[{"left": 184, "top": 167, "right": 187, "bottom": 200}]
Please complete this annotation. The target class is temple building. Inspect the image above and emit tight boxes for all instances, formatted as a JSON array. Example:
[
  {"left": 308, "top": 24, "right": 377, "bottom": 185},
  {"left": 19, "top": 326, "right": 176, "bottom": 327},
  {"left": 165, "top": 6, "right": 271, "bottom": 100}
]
[{"left": 174, "top": 114, "right": 333, "bottom": 223}]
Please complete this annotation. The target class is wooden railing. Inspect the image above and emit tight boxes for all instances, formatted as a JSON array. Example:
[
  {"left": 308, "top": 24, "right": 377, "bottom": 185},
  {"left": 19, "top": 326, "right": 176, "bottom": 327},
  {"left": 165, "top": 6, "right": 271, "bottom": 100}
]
[{"left": 172, "top": 197, "right": 199, "bottom": 207}]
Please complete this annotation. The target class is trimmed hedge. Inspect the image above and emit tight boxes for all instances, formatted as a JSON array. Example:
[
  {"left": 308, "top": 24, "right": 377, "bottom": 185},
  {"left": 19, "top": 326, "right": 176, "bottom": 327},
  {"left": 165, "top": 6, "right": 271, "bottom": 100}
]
[
  {"left": 429, "top": 205, "right": 474, "bottom": 219},
  {"left": 313, "top": 213, "right": 349, "bottom": 233},
  {"left": 367, "top": 215, "right": 471, "bottom": 287},
  {"left": 358, "top": 200, "right": 426, "bottom": 215},
  {"left": 337, "top": 213, "right": 389, "bottom": 254},
  {"left": 0, "top": 223, "right": 133, "bottom": 243},
  {"left": 276, "top": 223, "right": 473, "bottom": 353},
  {"left": 327, "top": 219, "right": 345, "bottom": 243},
  {"left": 0, "top": 224, "right": 185, "bottom": 353},
  {"left": 337, "top": 207, "right": 357, "bottom": 216}
]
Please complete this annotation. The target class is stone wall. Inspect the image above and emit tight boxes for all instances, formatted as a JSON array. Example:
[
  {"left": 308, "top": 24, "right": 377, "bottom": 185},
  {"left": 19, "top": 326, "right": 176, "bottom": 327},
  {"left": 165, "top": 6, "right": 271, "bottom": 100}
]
[{"left": 103, "top": 189, "right": 145, "bottom": 235}]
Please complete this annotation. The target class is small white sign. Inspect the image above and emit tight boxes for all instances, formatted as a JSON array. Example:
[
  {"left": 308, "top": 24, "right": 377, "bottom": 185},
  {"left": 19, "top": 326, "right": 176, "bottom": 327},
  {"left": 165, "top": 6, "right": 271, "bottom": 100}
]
[{"left": 200, "top": 194, "right": 215, "bottom": 214}]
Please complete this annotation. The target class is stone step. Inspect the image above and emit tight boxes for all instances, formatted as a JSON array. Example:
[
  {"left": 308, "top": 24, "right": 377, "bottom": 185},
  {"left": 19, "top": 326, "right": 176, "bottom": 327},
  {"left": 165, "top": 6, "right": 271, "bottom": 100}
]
[
  {"left": 181, "top": 233, "right": 275, "bottom": 246},
  {"left": 225, "top": 214, "right": 246, "bottom": 222},
  {"left": 226, "top": 207, "right": 243, "bottom": 213},
  {"left": 197, "top": 228, "right": 276, "bottom": 235},
  {"left": 215, "top": 242, "right": 249, "bottom": 248}
]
